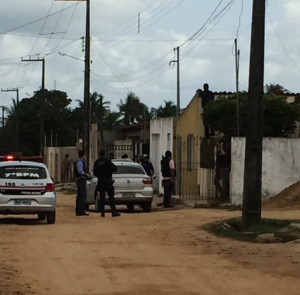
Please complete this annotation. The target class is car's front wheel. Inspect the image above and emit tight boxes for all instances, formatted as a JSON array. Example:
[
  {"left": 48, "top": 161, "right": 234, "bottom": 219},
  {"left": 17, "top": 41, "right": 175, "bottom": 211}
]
[
  {"left": 47, "top": 211, "right": 56, "bottom": 224},
  {"left": 142, "top": 202, "right": 152, "bottom": 212}
]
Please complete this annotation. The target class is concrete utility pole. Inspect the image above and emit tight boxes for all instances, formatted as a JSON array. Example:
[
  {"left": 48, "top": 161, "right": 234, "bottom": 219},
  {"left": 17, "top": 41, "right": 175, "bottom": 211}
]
[
  {"left": 21, "top": 58, "right": 45, "bottom": 90},
  {"left": 1, "top": 88, "right": 19, "bottom": 104},
  {"left": 234, "top": 39, "right": 240, "bottom": 136},
  {"left": 21, "top": 57, "right": 46, "bottom": 156},
  {"left": 242, "top": 0, "right": 266, "bottom": 228},
  {"left": 84, "top": 0, "right": 91, "bottom": 171},
  {"left": 56, "top": 0, "right": 91, "bottom": 170},
  {"left": 169, "top": 46, "right": 180, "bottom": 120}
]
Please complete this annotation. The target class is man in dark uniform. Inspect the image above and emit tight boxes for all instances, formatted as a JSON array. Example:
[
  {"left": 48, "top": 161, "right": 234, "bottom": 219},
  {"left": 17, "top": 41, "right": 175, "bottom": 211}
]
[
  {"left": 214, "top": 139, "right": 231, "bottom": 202},
  {"left": 161, "top": 150, "right": 176, "bottom": 208},
  {"left": 93, "top": 149, "right": 120, "bottom": 217}
]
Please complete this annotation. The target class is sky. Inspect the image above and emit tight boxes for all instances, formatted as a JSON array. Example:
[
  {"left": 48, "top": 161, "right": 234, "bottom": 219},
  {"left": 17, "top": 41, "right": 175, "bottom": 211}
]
[{"left": 0, "top": 0, "right": 300, "bottom": 113}]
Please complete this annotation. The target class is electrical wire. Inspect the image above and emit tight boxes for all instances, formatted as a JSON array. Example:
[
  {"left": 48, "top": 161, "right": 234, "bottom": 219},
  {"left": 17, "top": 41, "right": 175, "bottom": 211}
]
[
  {"left": 266, "top": 9, "right": 300, "bottom": 72},
  {"left": 179, "top": 0, "right": 236, "bottom": 60},
  {"left": 0, "top": 3, "right": 83, "bottom": 35}
]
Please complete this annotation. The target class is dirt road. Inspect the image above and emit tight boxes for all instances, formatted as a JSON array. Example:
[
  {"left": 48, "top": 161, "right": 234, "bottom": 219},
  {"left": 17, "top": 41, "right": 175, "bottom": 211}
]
[{"left": 0, "top": 193, "right": 299, "bottom": 295}]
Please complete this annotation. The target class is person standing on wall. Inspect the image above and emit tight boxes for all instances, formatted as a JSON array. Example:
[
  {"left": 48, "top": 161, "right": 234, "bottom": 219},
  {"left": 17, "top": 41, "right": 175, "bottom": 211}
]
[
  {"left": 93, "top": 149, "right": 120, "bottom": 218},
  {"left": 161, "top": 150, "right": 176, "bottom": 208},
  {"left": 197, "top": 83, "right": 214, "bottom": 139},
  {"left": 214, "top": 139, "right": 231, "bottom": 202},
  {"left": 74, "top": 150, "right": 91, "bottom": 216}
]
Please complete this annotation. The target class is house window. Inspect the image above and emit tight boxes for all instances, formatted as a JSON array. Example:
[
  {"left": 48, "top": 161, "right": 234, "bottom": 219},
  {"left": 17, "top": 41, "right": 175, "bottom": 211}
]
[{"left": 187, "top": 134, "right": 193, "bottom": 171}]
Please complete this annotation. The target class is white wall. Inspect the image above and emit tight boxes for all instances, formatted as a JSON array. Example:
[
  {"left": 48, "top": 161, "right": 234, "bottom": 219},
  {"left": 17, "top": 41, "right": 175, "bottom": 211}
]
[
  {"left": 231, "top": 137, "right": 300, "bottom": 205},
  {"left": 150, "top": 117, "right": 174, "bottom": 194}
]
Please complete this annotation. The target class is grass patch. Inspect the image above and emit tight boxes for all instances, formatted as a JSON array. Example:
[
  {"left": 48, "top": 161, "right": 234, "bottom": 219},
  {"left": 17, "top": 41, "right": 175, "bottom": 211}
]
[{"left": 202, "top": 218, "right": 298, "bottom": 242}]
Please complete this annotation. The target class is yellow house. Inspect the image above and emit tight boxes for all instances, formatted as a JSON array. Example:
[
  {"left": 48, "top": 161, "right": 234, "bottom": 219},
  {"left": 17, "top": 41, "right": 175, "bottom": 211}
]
[{"left": 174, "top": 91, "right": 216, "bottom": 201}]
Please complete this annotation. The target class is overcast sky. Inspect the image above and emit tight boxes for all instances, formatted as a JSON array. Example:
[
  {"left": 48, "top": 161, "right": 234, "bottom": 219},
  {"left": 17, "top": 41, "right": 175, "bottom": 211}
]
[{"left": 1, "top": 0, "right": 299, "bottom": 112}]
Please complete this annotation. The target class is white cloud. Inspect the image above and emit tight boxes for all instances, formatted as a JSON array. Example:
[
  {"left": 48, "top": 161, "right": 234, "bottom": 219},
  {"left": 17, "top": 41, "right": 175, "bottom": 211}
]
[{"left": 0, "top": 0, "right": 299, "bottom": 112}]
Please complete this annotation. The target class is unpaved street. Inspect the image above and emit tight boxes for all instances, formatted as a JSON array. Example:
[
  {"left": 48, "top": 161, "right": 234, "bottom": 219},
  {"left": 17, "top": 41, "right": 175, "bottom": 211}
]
[{"left": 0, "top": 193, "right": 299, "bottom": 295}]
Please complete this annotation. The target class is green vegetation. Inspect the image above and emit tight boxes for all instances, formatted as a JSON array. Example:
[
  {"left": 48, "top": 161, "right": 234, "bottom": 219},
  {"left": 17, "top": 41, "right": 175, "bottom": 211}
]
[
  {"left": 203, "top": 93, "right": 300, "bottom": 139},
  {"left": 202, "top": 218, "right": 298, "bottom": 242},
  {"left": 0, "top": 89, "right": 176, "bottom": 155}
]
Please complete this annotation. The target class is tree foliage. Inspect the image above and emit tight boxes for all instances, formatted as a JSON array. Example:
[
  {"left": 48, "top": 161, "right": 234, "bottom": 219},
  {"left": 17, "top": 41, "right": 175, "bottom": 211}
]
[
  {"left": 203, "top": 94, "right": 300, "bottom": 138},
  {"left": 152, "top": 100, "right": 177, "bottom": 118}
]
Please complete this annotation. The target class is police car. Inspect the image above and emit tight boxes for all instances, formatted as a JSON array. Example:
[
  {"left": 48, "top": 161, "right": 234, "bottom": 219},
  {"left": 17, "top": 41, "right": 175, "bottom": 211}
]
[{"left": 0, "top": 155, "right": 56, "bottom": 224}]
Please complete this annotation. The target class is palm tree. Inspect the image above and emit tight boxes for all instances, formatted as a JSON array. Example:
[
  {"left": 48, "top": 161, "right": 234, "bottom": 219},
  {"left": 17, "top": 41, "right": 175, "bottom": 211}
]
[
  {"left": 118, "top": 92, "right": 148, "bottom": 125},
  {"left": 76, "top": 93, "right": 111, "bottom": 144},
  {"left": 153, "top": 100, "right": 177, "bottom": 118}
]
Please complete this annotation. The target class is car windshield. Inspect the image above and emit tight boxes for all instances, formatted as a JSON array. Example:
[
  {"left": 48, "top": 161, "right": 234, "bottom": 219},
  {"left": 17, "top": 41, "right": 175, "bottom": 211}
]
[
  {"left": 0, "top": 166, "right": 47, "bottom": 179},
  {"left": 114, "top": 165, "right": 145, "bottom": 175}
]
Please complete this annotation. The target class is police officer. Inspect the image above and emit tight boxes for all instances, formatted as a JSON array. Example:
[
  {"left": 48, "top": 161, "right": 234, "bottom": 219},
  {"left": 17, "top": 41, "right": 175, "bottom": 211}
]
[
  {"left": 93, "top": 149, "right": 120, "bottom": 217},
  {"left": 74, "top": 150, "right": 90, "bottom": 216}
]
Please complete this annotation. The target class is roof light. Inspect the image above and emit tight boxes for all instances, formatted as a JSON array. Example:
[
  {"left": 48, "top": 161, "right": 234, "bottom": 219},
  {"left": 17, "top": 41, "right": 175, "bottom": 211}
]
[{"left": 6, "top": 155, "right": 14, "bottom": 161}]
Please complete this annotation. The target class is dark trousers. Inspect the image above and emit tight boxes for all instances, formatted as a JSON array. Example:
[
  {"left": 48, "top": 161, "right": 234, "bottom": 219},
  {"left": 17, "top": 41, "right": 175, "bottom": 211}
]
[
  {"left": 163, "top": 179, "right": 174, "bottom": 207},
  {"left": 214, "top": 167, "right": 230, "bottom": 200},
  {"left": 97, "top": 179, "right": 117, "bottom": 215},
  {"left": 76, "top": 177, "right": 87, "bottom": 214}
]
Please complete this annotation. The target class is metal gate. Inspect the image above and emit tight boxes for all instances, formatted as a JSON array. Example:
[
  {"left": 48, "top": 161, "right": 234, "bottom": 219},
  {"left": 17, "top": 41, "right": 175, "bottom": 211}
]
[
  {"left": 177, "top": 136, "right": 217, "bottom": 202},
  {"left": 100, "top": 144, "right": 135, "bottom": 160}
]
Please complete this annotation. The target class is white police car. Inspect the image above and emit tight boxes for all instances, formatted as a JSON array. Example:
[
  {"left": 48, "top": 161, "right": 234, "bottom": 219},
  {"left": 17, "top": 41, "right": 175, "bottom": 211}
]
[{"left": 0, "top": 157, "right": 56, "bottom": 224}]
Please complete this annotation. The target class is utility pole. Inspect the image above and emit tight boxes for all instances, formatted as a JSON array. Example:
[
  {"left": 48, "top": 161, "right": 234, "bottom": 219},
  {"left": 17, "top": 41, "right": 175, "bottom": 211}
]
[
  {"left": 169, "top": 46, "right": 181, "bottom": 199},
  {"left": 1, "top": 88, "right": 19, "bottom": 104},
  {"left": 169, "top": 46, "right": 180, "bottom": 120},
  {"left": 21, "top": 58, "right": 45, "bottom": 90},
  {"left": 242, "top": 0, "right": 266, "bottom": 228},
  {"left": 21, "top": 57, "right": 46, "bottom": 156},
  {"left": 56, "top": 0, "right": 91, "bottom": 170},
  {"left": 84, "top": 0, "right": 91, "bottom": 171},
  {"left": 234, "top": 39, "right": 240, "bottom": 136}
]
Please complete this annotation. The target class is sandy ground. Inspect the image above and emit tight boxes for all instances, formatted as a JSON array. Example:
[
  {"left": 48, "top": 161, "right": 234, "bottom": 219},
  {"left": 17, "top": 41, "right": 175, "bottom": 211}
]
[{"left": 0, "top": 193, "right": 299, "bottom": 295}]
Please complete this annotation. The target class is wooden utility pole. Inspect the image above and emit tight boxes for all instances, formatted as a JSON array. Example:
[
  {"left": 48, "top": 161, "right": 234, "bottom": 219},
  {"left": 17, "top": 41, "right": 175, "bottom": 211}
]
[{"left": 242, "top": 0, "right": 266, "bottom": 227}]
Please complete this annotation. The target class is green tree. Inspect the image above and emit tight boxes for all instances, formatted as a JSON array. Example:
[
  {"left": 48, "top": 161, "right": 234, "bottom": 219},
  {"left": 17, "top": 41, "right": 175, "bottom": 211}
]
[
  {"left": 118, "top": 92, "right": 148, "bottom": 125},
  {"left": 4, "top": 90, "right": 74, "bottom": 155},
  {"left": 152, "top": 100, "right": 177, "bottom": 118},
  {"left": 265, "top": 83, "right": 289, "bottom": 95},
  {"left": 203, "top": 94, "right": 300, "bottom": 138}
]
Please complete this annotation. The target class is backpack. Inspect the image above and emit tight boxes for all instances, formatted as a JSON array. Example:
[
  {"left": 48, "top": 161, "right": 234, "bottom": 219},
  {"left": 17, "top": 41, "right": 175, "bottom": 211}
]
[{"left": 161, "top": 157, "right": 171, "bottom": 177}]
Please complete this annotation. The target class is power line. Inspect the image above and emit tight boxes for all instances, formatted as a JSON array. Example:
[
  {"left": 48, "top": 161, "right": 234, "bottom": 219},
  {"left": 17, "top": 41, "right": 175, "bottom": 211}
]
[
  {"left": 266, "top": 9, "right": 300, "bottom": 72},
  {"left": 0, "top": 3, "right": 83, "bottom": 35}
]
